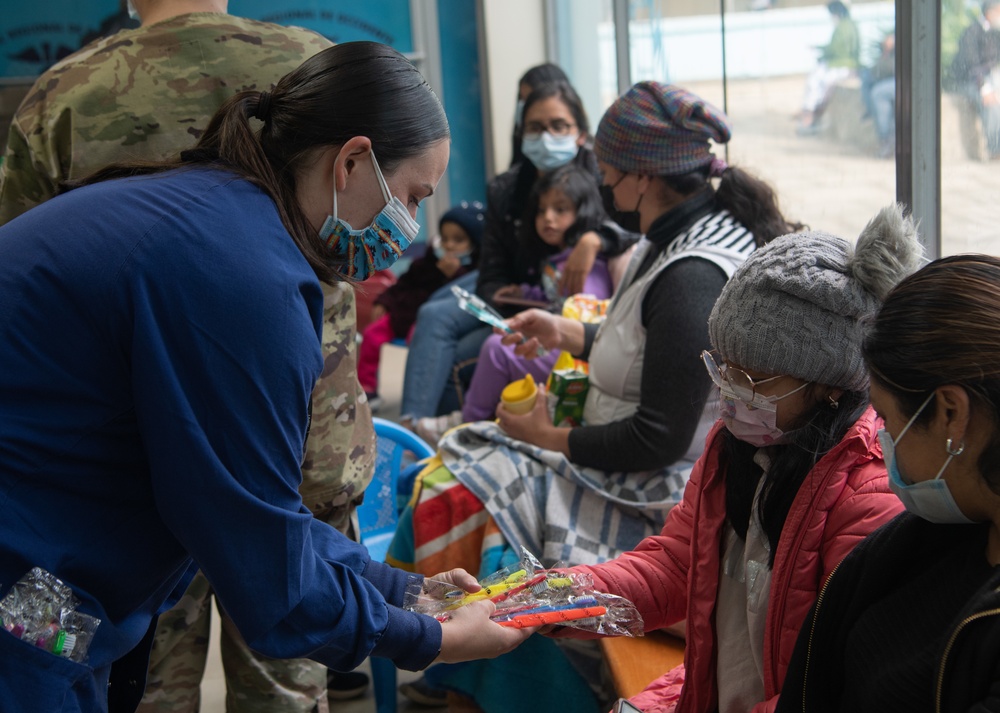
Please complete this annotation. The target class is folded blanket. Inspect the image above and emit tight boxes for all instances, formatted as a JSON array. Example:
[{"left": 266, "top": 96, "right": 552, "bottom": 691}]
[{"left": 438, "top": 421, "right": 688, "bottom": 566}]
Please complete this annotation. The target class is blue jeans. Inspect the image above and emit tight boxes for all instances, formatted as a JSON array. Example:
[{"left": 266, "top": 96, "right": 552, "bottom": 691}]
[{"left": 400, "top": 271, "right": 493, "bottom": 418}]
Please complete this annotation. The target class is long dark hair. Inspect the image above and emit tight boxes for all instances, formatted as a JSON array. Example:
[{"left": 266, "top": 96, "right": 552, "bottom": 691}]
[
  {"left": 510, "top": 63, "right": 571, "bottom": 166},
  {"left": 519, "top": 163, "right": 606, "bottom": 259},
  {"left": 863, "top": 255, "right": 1000, "bottom": 494},
  {"left": 722, "top": 387, "right": 869, "bottom": 566},
  {"left": 659, "top": 164, "right": 803, "bottom": 246},
  {"left": 66, "top": 42, "right": 450, "bottom": 284}
]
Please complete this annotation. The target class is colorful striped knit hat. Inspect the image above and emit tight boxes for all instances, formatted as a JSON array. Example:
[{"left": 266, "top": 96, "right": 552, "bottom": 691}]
[{"left": 594, "top": 82, "right": 731, "bottom": 176}]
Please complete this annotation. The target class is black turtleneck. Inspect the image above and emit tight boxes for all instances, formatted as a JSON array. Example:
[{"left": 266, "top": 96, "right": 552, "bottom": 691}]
[{"left": 569, "top": 191, "right": 730, "bottom": 472}]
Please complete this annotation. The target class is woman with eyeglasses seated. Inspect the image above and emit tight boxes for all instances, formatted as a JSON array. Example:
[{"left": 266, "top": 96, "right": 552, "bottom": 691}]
[
  {"left": 400, "top": 79, "right": 635, "bottom": 439},
  {"left": 776, "top": 253, "right": 1000, "bottom": 713},
  {"left": 552, "top": 204, "right": 921, "bottom": 713}
]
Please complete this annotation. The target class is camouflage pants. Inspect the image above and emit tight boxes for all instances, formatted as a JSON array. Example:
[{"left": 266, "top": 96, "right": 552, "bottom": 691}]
[{"left": 138, "top": 508, "right": 360, "bottom": 713}]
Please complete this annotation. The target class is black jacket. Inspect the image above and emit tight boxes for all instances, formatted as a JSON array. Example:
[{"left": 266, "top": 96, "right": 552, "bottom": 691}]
[{"left": 777, "top": 513, "right": 1000, "bottom": 713}]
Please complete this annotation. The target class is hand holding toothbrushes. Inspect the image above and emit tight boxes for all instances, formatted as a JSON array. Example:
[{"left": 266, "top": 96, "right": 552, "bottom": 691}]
[{"left": 406, "top": 550, "right": 643, "bottom": 638}]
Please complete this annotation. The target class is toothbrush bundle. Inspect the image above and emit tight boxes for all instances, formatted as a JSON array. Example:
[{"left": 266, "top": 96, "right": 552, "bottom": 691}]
[{"left": 405, "top": 549, "right": 644, "bottom": 637}]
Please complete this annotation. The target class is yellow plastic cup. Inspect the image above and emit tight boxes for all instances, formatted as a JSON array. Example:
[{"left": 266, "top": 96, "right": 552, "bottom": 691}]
[{"left": 501, "top": 373, "right": 538, "bottom": 415}]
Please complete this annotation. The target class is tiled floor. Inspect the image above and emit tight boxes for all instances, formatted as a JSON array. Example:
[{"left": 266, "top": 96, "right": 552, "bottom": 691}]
[{"left": 201, "top": 344, "right": 419, "bottom": 712}]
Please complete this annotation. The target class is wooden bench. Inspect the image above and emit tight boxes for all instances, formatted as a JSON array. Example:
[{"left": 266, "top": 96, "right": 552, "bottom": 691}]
[{"left": 600, "top": 629, "right": 686, "bottom": 699}]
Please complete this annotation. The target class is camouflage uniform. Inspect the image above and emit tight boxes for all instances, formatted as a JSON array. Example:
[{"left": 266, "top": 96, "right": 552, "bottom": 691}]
[
  {"left": 0, "top": 13, "right": 330, "bottom": 224},
  {"left": 0, "top": 12, "right": 376, "bottom": 712}
]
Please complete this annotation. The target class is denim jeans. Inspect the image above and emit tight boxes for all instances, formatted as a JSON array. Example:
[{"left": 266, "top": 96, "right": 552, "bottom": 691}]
[{"left": 400, "top": 271, "right": 492, "bottom": 419}]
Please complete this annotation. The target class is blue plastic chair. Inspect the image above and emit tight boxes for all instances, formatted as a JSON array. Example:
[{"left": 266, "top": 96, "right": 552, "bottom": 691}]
[{"left": 358, "top": 417, "right": 435, "bottom": 713}]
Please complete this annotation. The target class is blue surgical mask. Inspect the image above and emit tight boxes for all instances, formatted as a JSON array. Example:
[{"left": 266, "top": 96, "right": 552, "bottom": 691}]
[
  {"left": 521, "top": 132, "right": 579, "bottom": 171},
  {"left": 319, "top": 150, "right": 420, "bottom": 280},
  {"left": 877, "top": 393, "right": 974, "bottom": 524},
  {"left": 433, "top": 245, "right": 473, "bottom": 266},
  {"left": 126, "top": 0, "right": 140, "bottom": 20}
]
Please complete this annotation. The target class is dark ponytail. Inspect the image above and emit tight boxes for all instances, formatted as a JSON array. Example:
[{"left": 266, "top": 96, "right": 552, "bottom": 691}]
[
  {"left": 659, "top": 164, "right": 802, "bottom": 247},
  {"left": 66, "top": 42, "right": 450, "bottom": 284}
]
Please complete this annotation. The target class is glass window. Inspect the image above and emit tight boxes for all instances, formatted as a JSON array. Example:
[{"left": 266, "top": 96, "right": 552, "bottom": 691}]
[{"left": 941, "top": 0, "right": 1000, "bottom": 255}]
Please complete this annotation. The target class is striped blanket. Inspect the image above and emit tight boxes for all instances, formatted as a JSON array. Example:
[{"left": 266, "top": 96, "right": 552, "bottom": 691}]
[
  {"left": 438, "top": 421, "right": 687, "bottom": 567},
  {"left": 388, "top": 421, "right": 689, "bottom": 577}
]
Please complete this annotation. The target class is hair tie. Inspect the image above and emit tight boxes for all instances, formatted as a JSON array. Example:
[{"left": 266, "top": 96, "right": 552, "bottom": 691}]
[
  {"left": 255, "top": 91, "right": 273, "bottom": 122},
  {"left": 709, "top": 156, "right": 728, "bottom": 178}
]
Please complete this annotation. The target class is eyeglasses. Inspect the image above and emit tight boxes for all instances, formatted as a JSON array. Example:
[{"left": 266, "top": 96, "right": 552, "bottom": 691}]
[
  {"left": 523, "top": 119, "right": 577, "bottom": 139},
  {"left": 701, "top": 350, "right": 786, "bottom": 404}
]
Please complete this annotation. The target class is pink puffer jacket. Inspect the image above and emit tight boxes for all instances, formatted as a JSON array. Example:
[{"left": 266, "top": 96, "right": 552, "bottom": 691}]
[{"left": 572, "top": 407, "right": 903, "bottom": 713}]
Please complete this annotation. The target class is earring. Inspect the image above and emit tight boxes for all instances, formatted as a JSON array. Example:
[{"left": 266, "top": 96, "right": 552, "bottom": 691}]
[
  {"left": 827, "top": 395, "right": 839, "bottom": 410},
  {"left": 945, "top": 438, "right": 965, "bottom": 456}
]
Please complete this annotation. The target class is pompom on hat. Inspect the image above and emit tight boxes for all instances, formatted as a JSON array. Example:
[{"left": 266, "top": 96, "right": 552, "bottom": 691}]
[
  {"left": 708, "top": 203, "right": 925, "bottom": 392},
  {"left": 594, "top": 81, "right": 731, "bottom": 176},
  {"left": 439, "top": 201, "right": 486, "bottom": 245}
]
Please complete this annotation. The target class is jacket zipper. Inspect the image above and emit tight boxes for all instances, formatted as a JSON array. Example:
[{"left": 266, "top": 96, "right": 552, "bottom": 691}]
[
  {"left": 935, "top": 593, "right": 1000, "bottom": 713},
  {"left": 800, "top": 560, "right": 842, "bottom": 712}
]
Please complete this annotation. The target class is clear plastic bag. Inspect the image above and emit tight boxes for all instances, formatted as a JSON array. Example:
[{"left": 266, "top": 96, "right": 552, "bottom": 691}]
[
  {"left": 0, "top": 567, "right": 101, "bottom": 663},
  {"left": 405, "top": 548, "right": 643, "bottom": 637}
]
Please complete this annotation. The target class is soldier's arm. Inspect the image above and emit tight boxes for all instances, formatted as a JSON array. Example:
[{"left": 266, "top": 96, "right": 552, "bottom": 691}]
[{"left": 0, "top": 115, "right": 59, "bottom": 226}]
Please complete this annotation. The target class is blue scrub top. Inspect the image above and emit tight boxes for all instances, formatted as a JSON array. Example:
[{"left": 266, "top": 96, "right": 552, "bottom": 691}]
[{"left": 0, "top": 168, "right": 439, "bottom": 711}]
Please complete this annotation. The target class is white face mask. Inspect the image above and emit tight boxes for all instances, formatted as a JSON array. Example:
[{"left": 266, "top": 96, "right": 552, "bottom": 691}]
[
  {"left": 719, "top": 382, "right": 808, "bottom": 448},
  {"left": 878, "top": 392, "right": 974, "bottom": 524},
  {"left": 126, "top": 0, "right": 141, "bottom": 21}
]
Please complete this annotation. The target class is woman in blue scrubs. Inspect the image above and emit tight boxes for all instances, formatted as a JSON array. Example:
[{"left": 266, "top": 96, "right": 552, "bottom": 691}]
[{"left": 0, "top": 41, "right": 532, "bottom": 712}]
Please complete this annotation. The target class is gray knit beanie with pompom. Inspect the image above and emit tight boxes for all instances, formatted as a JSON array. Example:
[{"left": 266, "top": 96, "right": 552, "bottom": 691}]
[{"left": 707, "top": 203, "right": 924, "bottom": 391}]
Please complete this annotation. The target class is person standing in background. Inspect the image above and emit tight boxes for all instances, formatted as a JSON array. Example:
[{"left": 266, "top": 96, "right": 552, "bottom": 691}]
[
  {"left": 951, "top": 0, "right": 1000, "bottom": 159},
  {"left": 0, "top": 1, "right": 375, "bottom": 709}
]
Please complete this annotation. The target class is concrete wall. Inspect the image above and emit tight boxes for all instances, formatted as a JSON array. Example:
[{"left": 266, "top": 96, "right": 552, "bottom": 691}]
[{"left": 479, "top": 0, "right": 547, "bottom": 173}]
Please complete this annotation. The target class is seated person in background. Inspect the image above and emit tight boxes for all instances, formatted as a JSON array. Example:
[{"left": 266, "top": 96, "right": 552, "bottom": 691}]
[
  {"left": 557, "top": 204, "right": 921, "bottom": 713},
  {"left": 798, "top": 1, "right": 860, "bottom": 134},
  {"left": 358, "top": 201, "right": 485, "bottom": 411},
  {"left": 399, "top": 80, "right": 636, "bottom": 431},
  {"left": 416, "top": 163, "right": 613, "bottom": 437},
  {"left": 861, "top": 31, "right": 896, "bottom": 158},
  {"left": 951, "top": 0, "right": 1000, "bottom": 159},
  {"left": 777, "top": 253, "right": 1000, "bottom": 713}
]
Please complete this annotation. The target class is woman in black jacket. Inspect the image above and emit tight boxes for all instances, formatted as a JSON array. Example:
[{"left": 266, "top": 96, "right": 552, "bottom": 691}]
[
  {"left": 400, "top": 81, "right": 634, "bottom": 430},
  {"left": 777, "top": 254, "right": 1000, "bottom": 713}
]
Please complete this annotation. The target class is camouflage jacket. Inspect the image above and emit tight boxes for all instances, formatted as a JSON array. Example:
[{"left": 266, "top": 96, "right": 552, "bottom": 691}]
[
  {"left": 0, "top": 12, "right": 330, "bottom": 224},
  {"left": 302, "top": 281, "right": 376, "bottom": 531}
]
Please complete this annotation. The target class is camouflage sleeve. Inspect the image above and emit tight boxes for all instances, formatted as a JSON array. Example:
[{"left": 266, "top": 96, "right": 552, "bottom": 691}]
[
  {"left": 0, "top": 112, "right": 62, "bottom": 225},
  {"left": 300, "top": 281, "right": 376, "bottom": 536}
]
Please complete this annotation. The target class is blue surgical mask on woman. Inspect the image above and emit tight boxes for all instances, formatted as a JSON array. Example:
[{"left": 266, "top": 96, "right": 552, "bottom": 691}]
[
  {"left": 521, "top": 132, "right": 579, "bottom": 171},
  {"left": 877, "top": 392, "right": 974, "bottom": 524},
  {"left": 319, "top": 150, "right": 420, "bottom": 280}
]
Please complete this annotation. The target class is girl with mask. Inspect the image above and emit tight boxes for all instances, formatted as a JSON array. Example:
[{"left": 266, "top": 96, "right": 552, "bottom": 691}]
[
  {"left": 400, "top": 80, "right": 632, "bottom": 433},
  {"left": 551, "top": 204, "right": 920, "bottom": 713},
  {"left": 777, "top": 254, "right": 1000, "bottom": 713},
  {"left": 358, "top": 201, "right": 485, "bottom": 410},
  {"left": 0, "top": 42, "right": 534, "bottom": 712}
]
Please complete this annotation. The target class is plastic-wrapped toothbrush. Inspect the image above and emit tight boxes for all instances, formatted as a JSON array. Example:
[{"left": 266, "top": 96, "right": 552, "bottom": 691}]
[{"left": 450, "top": 285, "right": 546, "bottom": 356}]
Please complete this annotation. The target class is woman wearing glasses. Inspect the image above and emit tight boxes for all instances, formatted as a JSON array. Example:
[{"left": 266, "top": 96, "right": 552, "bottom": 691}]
[
  {"left": 553, "top": 205, "right": 921, "bottom": 713},
  {"left": 400, "top": 80, "right": 634, "bottom": 438}
]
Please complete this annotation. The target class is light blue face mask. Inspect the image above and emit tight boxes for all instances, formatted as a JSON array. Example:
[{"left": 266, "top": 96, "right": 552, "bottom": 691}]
[
  {"left": 521, "top": 131, "right": 579, "bottom": 171},
  {"left": 433, "top": 245, "right": 473, "bottom": 266},
  {"left": 877, "top": 392, "right": 974, "bottom": 524},
  {"left": 126, "top": 0, "right": 140, "bottom": 20},
  {"left": 319, "top": 150, "right": 420, "bottom": 280}
]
